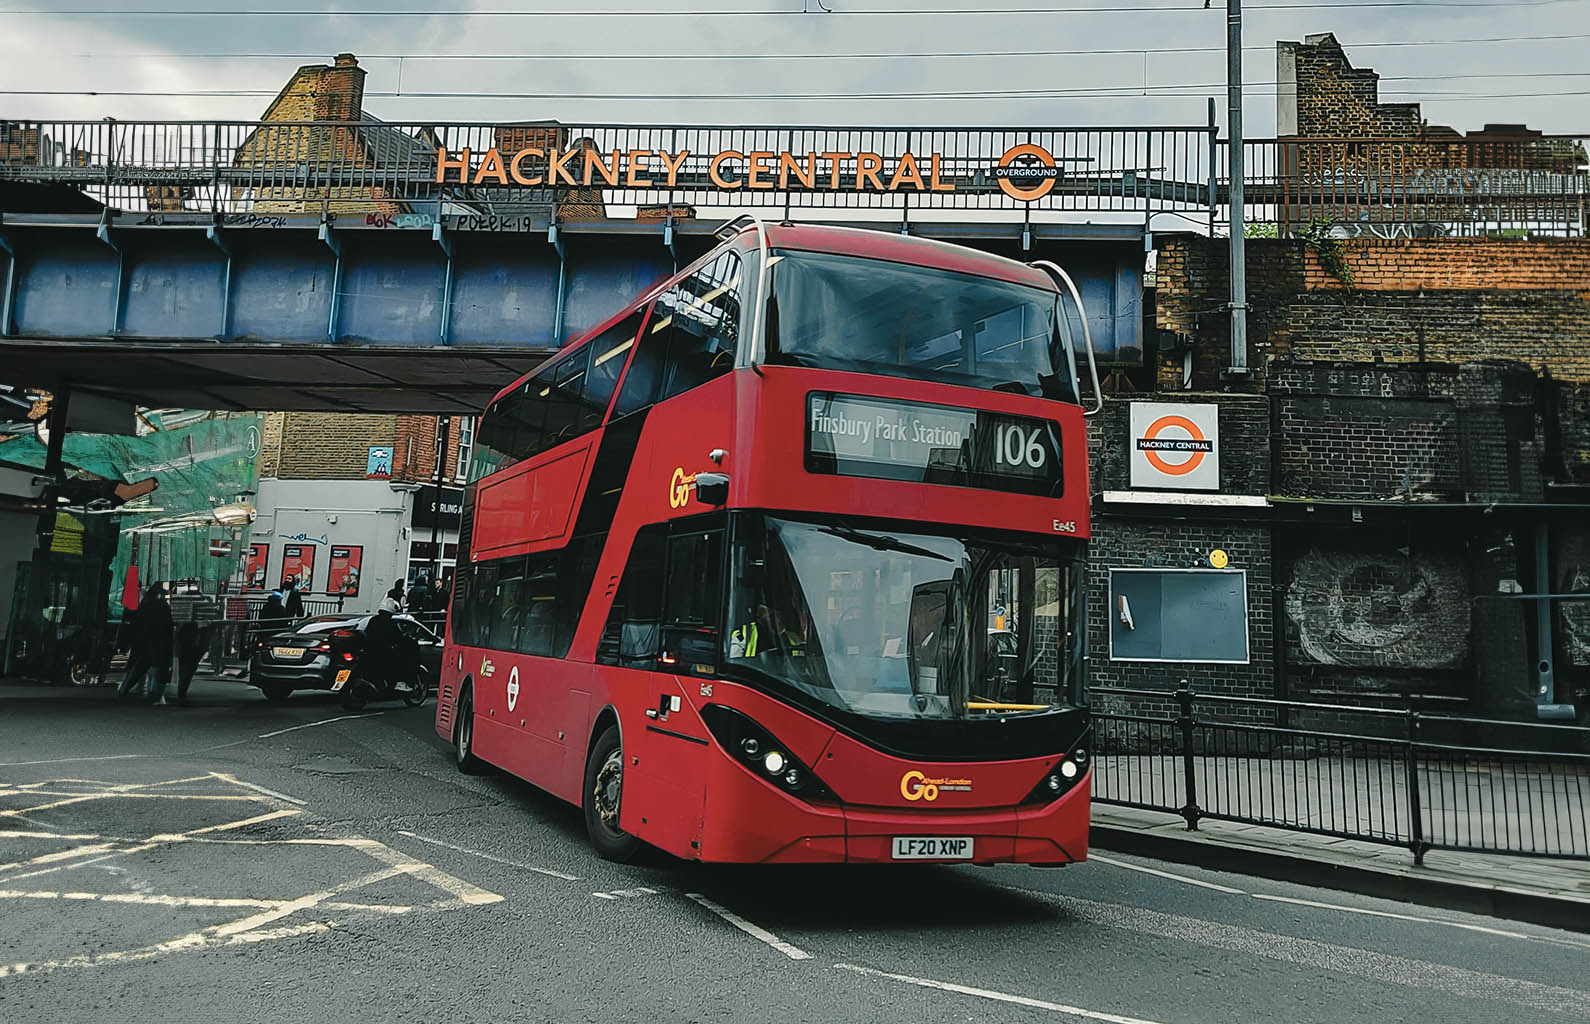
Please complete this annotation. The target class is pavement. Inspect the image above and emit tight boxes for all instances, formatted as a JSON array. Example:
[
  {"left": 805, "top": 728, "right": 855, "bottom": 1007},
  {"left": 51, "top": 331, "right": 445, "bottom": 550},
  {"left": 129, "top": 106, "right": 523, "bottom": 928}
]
[{"left": 3, "top": 674, "right": 1590, "bottom": 1023}]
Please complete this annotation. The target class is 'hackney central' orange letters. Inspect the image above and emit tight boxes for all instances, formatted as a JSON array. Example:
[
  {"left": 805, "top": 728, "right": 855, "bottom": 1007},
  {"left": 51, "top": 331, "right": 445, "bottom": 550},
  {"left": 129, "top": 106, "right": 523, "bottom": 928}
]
[{"left": 434, "top": 147, "right": 959, "bottom": 193}]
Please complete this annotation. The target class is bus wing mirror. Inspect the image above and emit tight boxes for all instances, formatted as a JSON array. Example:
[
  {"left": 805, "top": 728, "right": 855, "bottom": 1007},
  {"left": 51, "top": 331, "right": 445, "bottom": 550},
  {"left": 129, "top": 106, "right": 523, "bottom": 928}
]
[{"left": 694, "top": 472, "right": 729, "bottom": 506}]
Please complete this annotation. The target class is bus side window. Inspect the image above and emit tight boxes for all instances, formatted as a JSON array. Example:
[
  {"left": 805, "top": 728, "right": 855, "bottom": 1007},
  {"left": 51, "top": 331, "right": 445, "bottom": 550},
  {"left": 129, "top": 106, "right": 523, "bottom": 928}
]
[
  {"left": 596, "top": 526, "right": 666, "bottom": 667},
  {"left": 659, "top": 252, "right": 742, "bottom": 401},
  {"left": 613, "top": 307, "right": 666, "bottom": 418},
  {"left": 519, "top": 555, "right": 560, "bottom": 657},
  {"left": 542, "top": 349, "right": 588, "bottom": 449},
  {"left": 583, "top": 311, "right": 644, "bottom": 431}
]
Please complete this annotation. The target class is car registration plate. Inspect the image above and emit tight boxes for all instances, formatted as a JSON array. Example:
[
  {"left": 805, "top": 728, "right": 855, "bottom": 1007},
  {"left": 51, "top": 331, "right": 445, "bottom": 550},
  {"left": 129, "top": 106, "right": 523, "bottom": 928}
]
[
  {"left": 891, "top": 836, "right": 975, "bottom": 860},
  {"left": 331, "top": 669, "right": 351, "bottom": 691},
  {"left": 272, "top": 646, "right": 304, "bottom": 659}
]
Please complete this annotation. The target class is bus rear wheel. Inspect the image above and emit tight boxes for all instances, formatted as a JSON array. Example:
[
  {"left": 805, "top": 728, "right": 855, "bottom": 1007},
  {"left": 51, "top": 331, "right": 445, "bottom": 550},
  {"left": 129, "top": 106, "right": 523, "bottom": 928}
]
[
  {"left": 454, "top": 685, "right": 483, "bottom": 774},
  {"left": 583, "top": 724, "right": 643, "bottom": 863}
]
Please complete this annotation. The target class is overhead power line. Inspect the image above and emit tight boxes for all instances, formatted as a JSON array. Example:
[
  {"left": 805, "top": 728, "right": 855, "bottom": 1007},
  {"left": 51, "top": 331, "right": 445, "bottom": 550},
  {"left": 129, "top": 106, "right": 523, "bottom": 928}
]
[
  {"left": 4, "top": 83, "right": 1588, "bottom": 102},
  {"left": 4, "top": 1, "right": 1583, "bottom": 15},
  {"left": 34, "top": 33, "right": 1590, "bottom": 62}
]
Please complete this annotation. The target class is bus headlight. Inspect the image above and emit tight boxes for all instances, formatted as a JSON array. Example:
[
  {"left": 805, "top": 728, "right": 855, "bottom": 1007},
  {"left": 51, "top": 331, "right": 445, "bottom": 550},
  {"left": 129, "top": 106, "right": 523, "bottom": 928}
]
[
  {"left": 701, "top": 704, "right": 837, "bottom": 803},
  {"left": 1023, "top": 728, "right": 1092, "bottom": 804},
  {"left": 1060, "top": 760, "right": 1079, "bottom": 779}
]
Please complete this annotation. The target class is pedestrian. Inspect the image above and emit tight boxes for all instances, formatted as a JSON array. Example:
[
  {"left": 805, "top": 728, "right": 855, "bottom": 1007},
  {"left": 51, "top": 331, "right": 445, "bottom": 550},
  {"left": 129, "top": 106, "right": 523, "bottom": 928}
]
[
  {"left": 429, "top": 574, "right": 448, "bottom": 613},
  {"left": 174, "top": 621, "right": 203, "bottom": 704},
  {"left": 282, "top": 577, "right": 305, "bottom": 619},
  {"left": 386, "top": 580, "right": 405, "bottom": 604},
  {"left": 406, "top": 573, "right": 430, "bottom": 615},
  {"left": 118, "top": 583, "right": 174, "bottom": 704}
]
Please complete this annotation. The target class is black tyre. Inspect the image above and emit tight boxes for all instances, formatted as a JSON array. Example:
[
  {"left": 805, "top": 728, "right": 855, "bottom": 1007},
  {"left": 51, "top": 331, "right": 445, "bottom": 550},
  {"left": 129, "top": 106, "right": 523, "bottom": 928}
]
[
  {"left": 453, "top": 685, "right": 484, "bottom": 774},
  {"left": 342, "top": 686, "right": 368, "bottom": 711},
  {"left": 262, "top": 686, "right": 292, "bottom": 704},
  {"left": 582, "top": 724, "right": 643, "bottom": 863},
  {"left": 404, "top": 666, "right": 431, "bottom": 708}
]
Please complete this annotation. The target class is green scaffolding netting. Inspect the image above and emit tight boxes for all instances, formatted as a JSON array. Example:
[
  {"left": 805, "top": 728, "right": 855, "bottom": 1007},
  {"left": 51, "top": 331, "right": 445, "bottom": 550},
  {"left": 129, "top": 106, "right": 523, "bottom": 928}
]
[{"left": 1, "top": 414, "right": 261, "bottom": 612}]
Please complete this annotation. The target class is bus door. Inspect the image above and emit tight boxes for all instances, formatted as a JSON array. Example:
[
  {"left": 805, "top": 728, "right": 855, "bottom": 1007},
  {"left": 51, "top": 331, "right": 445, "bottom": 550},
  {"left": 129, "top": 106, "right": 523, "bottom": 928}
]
[{"left": 632, "top": 523, "right": 725, "bottom": 856}]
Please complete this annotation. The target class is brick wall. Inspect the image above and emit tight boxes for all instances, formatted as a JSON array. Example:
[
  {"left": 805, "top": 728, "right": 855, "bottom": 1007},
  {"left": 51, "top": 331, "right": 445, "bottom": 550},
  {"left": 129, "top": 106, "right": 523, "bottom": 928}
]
[
  {"left": 392, "top": 414, "right": 470, "bottom": 485},
  {"left": 1278, "top": 33, "right": 1421, "bottom": 138},
  {"left": 270, "top": 412, "right": 397, "bottom": 480},
  {"left": 231, "top": 54, "right": 402, "bottom": 217},
  {"left": 1086, "top": 520, "right": 1275, "bottom": 726},
  {"left": 1088, "top": 394, "right": 1271, "bottom": 495},
  {"left": 1156, "top": 236, "right": 1590, "bottom": 388}
]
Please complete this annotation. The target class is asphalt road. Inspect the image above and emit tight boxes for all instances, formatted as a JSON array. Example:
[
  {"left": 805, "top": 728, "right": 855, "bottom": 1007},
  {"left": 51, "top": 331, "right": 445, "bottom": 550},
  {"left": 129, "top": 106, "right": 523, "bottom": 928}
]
[{"left": 3, "top": 676, "right": 1588, "bottom": 1024}]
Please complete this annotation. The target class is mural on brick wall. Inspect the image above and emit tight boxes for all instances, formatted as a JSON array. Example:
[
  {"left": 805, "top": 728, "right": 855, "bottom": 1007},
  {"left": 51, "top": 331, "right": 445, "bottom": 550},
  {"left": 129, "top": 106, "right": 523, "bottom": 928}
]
[
  {"left": 1285, "top": 548, "right": 1469, "bottom": 669},
  {"left": 1557, "top": 529, "right": 1590, "bottom": 670}
]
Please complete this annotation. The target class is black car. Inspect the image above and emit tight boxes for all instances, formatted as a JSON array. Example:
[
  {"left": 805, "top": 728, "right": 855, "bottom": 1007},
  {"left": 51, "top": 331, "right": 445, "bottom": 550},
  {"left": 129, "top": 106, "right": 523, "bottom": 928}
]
[{"left": 249, "top": 613, "right": 442, "bottom": 703}]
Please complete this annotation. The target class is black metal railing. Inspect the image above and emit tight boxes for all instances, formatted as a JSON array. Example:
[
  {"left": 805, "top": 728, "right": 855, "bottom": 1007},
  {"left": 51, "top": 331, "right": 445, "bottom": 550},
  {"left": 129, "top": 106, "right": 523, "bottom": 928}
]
[
  {"left": 1089, "top": 685, "right": 1590, "bottom": 862},
  {"left": 3, "top": 120, "right": 1581, "bottom": 235}
]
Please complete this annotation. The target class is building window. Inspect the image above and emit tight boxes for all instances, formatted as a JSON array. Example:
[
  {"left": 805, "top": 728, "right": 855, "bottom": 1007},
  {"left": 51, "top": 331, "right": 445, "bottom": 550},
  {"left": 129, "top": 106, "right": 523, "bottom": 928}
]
[{"left": 455, "top": 416, "right": 474, "bottom": 482}]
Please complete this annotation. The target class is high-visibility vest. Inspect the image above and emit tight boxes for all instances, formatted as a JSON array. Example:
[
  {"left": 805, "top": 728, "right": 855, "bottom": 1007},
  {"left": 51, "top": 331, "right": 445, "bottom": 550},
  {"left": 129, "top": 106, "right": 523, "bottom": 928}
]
[{"left": 732, "top": 622, "right": 758, "bottom": 657}]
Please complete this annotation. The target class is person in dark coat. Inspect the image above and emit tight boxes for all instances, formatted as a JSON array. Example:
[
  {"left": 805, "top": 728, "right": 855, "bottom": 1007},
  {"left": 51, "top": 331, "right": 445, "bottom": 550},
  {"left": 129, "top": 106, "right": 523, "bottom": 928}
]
[
  {"left": 174, "top": 621, "right": 203, "bottom": 704},
  {"left": 282, "top": 578, "right": 305, "bottom": 619},
  {"left": 118, "top": 583, "right": 174, "bottom": 704},
  {"left": 406, "top": 574, "right": 430, "bottom": 615}
]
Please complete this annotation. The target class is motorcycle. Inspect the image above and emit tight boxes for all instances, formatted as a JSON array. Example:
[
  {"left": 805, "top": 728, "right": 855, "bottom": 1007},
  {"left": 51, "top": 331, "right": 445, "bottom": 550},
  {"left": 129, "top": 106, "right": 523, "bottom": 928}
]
[{"left": 338, "top": 662, "right": 431, "bottom": 711}]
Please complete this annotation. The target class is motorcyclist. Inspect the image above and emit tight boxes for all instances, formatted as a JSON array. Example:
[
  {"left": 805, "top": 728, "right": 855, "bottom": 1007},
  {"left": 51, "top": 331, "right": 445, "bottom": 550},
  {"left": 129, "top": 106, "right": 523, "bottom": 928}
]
[{"left": 360, "top": 598, "right": 414, "bottom": 695}]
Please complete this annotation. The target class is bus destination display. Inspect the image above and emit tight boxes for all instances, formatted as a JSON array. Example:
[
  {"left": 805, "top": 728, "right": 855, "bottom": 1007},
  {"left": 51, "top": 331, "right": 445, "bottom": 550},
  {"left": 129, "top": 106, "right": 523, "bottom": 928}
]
[{"left": 806, "top": 392, "right": 1062, "bottom": 497}]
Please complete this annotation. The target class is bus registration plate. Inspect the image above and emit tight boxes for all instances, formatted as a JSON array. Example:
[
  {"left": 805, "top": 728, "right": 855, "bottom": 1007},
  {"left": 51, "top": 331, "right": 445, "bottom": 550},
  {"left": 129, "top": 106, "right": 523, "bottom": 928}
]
[{"left": 891, "top": 836, "right": 974, "bottom": 860}]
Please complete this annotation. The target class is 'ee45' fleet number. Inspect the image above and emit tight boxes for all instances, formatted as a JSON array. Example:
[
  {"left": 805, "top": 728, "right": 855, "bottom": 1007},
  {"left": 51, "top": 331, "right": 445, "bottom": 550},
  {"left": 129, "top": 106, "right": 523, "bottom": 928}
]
[{"left": 1052, "top": 520, "right": 1078, "bottom": 534}]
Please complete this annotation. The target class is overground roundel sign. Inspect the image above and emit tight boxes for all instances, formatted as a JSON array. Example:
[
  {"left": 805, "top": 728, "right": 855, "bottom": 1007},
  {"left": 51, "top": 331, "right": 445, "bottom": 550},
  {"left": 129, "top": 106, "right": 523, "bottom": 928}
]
[
  {"left": 994, "top": 144, "right": 1061, "bottom": 202},
  {"left": 1128, "top": 402, "right": 1220, "bottom": 491},
  {"left": 507, "top": 665, "right": 520, "bottom": 711}
]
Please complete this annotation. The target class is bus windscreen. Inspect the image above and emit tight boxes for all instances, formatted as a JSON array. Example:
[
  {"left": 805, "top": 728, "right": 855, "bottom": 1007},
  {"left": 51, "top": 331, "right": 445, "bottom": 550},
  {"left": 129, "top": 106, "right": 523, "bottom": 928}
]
[
  {"left": 765, "top": 250, "right": 1078, "bottom": 403},
  {"left": 726, "top": 515, "right": 1080, "bottom": 721}
]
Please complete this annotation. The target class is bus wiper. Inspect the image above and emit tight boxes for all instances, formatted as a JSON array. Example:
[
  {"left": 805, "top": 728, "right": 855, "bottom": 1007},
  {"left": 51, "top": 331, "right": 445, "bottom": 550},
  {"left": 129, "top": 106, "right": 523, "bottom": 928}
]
[{"left": 817, "top": 524, "right": 952, "bottom": 562}]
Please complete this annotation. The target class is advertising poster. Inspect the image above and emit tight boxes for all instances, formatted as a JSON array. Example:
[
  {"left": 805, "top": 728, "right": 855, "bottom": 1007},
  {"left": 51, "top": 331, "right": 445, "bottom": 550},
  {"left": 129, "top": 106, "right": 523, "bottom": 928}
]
[
  {"left": 245, "top": 543, "right": 269, "bottom": 590},
  {"left": 327, "top": 546, "right": 363, "bottom": 597},
  {"left": 280, "top": 545, "right": 316, "bottom": 591}
]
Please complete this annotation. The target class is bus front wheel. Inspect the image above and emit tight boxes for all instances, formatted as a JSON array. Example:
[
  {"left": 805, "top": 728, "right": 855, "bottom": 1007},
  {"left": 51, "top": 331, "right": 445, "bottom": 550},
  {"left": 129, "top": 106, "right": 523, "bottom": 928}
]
[{"left": 583, "top": 724, "right": 643, "bottom": 863}]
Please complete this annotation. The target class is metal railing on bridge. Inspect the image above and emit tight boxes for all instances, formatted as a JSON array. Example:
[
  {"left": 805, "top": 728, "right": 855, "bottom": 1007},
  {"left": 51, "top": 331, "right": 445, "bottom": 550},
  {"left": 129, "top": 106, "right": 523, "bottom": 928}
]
[
  {"left": 1089, "top": 686, "right": 1590, "bottom": 863},
  {"left": 2, "top": 119, "right": 1582, "bottom": 237}
]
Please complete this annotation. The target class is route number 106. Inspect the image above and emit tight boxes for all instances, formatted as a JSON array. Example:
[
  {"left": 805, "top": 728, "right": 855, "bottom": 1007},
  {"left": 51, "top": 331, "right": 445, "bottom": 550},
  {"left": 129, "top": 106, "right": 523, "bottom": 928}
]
[{"left": 993, "top": 424, "right": 1047, "bottom": 469}]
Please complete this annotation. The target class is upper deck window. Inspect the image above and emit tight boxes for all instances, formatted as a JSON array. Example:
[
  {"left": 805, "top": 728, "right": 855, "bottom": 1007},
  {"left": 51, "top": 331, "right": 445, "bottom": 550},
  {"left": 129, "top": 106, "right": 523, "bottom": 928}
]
[{"left": 765, "top": 250, "right": 1078, "bottom": 403}]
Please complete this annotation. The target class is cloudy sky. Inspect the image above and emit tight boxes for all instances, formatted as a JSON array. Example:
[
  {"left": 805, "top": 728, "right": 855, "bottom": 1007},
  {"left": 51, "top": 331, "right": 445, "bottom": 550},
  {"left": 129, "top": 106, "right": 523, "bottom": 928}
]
[{"left": 1, "top": 1, "right": 1586, "bottom": 136}]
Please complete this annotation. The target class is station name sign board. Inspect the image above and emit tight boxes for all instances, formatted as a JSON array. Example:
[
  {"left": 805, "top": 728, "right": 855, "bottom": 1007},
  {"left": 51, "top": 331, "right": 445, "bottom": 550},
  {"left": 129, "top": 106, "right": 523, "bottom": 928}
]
[
  {"left": 434, "top": 143, "right": 1063, "bottom": 200},
  {"left": 806, "top": 392, "right": 1062, "bottom": 497},
  {"left": 1128, "top": 402, "right": 1220, "bottom": 491}
]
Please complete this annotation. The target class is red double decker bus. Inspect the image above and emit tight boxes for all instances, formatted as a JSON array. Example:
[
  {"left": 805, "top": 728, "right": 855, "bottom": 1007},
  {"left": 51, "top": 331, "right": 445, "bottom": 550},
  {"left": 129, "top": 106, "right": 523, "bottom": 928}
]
[{"left": 435, "top": 217, "right": 1096, "bottom": 865}]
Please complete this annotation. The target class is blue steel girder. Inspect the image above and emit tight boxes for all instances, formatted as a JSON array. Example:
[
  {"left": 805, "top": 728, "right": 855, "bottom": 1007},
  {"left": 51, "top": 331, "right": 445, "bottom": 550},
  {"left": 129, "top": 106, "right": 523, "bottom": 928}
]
[{"left": 0, "top": 212, "right": 1144, "bottom": 411}]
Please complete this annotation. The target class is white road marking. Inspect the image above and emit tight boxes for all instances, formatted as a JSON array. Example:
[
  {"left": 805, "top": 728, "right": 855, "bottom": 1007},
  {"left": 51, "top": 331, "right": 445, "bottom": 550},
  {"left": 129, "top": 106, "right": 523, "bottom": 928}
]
[
  {"left": 0, "top": 888, "right": 413, "bottom": 915},
  {"left": 1250, "top": 893, "right": 1590, "bottom": 951},
  {"left": 0, "top": 753, "right": 147, "bottom": 768},
  {"left": 214, "top": 865, "right": 411, "bottom": 937},
  {"left": 835, "top": 963, "right": 1170, "bottom": 1024},
  {"left": 684, "top": 892, "right": 812, "bottom": 961},
  {"left": 394, "top": 829, "right": 580, "bottom": 881},
  {"left": 353, "top": 838, "right": 505, "bottom": 906},
  {"left": 256, "top": 713, "right": 381, "bottom": 739},
  {"left": 0, "top": 831, "right": 102, "bottom": 840},
  {"left": 0, "top": 808, "right": 301, "bottom": 883},
  {"left": 208, "top": 772, "right": 307, "bottom": 806},
  {"left": 1089, "top": 853, "right": 1246, "bottom": 894},
  {"left": 1008, "top": 887, "right": 1590, "bottom": 1018},
  {"left": 0, "top": 920, "right": 338, "bottom": 978},
  {"left": 592, "top": 886, "right": 662, "bottom": 900}
]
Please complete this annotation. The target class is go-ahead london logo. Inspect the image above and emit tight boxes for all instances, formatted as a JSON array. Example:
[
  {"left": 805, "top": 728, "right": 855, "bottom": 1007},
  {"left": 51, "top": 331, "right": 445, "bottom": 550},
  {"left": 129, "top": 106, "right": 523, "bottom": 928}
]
[{"left": 994, "top": 144, "right": 1062, "bottom": 202}]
